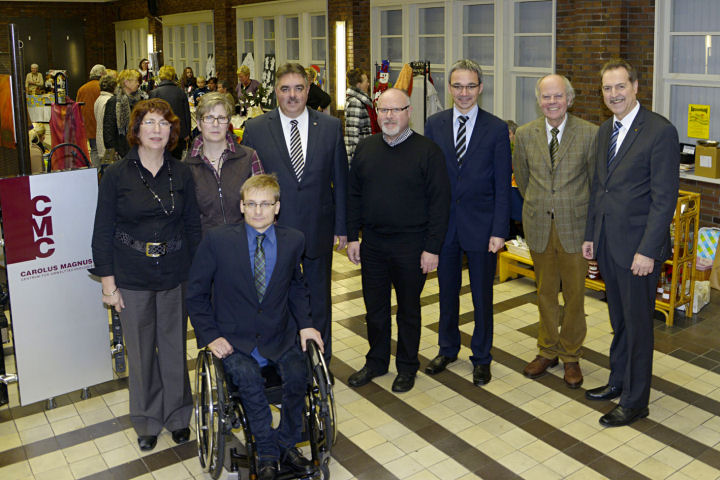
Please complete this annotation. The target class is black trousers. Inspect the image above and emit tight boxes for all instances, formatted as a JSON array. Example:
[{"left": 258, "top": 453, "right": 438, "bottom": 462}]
[
  {"left": 360, "top": 232, "right": 426, "bottom": 375},
  {"left": 302, "top": 249, "right": 333, "bottom": 361},
  {"left": 597, "top": 231, "right": 659, "bottom": 409}
]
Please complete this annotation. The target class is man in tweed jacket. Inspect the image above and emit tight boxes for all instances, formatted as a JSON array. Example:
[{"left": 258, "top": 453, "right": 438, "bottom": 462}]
[{"left": 513, "top": 74, "right": 597, "bottom": 388}]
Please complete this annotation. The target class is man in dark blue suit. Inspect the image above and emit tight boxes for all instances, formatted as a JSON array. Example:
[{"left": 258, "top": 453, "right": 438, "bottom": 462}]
[
  {"left": 187, "top": 175, "right": 323, "bottom": 480},
  {"left": 583, "top": 59, "right": 678, "bottom": 427},
  {"left": 424, "top": 59, "right": 512, "bottom": 386},
  {"left": 242, "top": 63, "right": 348, "bottom": 363}
]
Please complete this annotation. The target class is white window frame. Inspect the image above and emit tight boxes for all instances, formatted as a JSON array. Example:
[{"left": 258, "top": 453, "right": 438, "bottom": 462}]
[
  {"left": 234, "top": 0, "right": 328, "bottom": 88},
  {"left": 371, "top": 0, "right": 555, "bottom": 121},
  {"left": 654, "top": 0, "right": 720, "bottom": 143},
  {"left": 161, "top": 11, "right": 215, "bottom": 79},
  {"left": 114, "top": 19, "right": 149, "bottom": 72}
]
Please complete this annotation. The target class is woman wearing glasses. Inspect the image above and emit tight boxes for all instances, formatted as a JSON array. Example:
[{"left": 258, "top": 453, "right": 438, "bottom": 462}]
[
  {"left": 149, "top": 65, "right": 192, "bottom": 160},
  {"left": 187, "top": 92, "right": 264, "bottom": 234},
  {"left": 90, "top": 98, "right": 201, "bottom": 452}
]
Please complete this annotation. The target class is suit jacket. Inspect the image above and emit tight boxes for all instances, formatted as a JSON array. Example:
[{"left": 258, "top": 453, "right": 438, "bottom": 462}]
[
  {"left": 242, "top": 108, "right": 348, "bottom": 258},
  {"left": 424, "top": 107, "right": 512, "bottom": 251},
  {"left": 513, "top": 114, "right": 598, "bottom": 253},
  {"left": 186, "top": 223, "right": 312, "bottom": 361},
  {"left": 584, "top": 106, "right": 679, "bottom": 267}
]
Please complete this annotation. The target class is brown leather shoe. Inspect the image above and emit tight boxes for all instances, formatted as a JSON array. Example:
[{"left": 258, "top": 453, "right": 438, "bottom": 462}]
[
  {"left": 523, "top": 356, "right": 559, "bottom": 379},
  {"left": 563, "top": 362, "right": 583, "bottom": 389}
]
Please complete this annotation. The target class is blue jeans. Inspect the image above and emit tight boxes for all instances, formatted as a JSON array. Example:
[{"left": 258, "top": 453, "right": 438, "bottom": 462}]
[{"left": 222, "top": 346, "right": 308, "bottom": 461}]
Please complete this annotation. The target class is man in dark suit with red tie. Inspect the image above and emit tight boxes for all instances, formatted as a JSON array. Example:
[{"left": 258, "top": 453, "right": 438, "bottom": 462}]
[
  {"left": 242, "top": 63, "right": 348, "bottom": 363},
  {"left": 423, "top": 59, "right": 512, "bottom": 386},
  {"left": 583, "top": 59, "right": 679, "bottom": 427},
  {"left": 187, "top": 174, "right": 323, "bottom": 480}
]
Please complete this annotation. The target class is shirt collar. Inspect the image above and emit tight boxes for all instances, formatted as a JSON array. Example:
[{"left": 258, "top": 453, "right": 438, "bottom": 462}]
[
  {"left": 453, "top": 104, "right": 479, "bottom": 124},
  {"left": 545, "top": 114, "right": 568, "bottom": 136},
  {"left": 190, "top": 132, "right": 237, "bottom": 159},
  {"left": 383, "top": 127, "right": 413, "bottom": 147},
  {"left": 278, "top": 107, "right": 309, "bottom": 127},
  {"left": 245, "top": 223, "right": 276, "bottom": 246},
  {"left": 614, "top": 101, "right": 641, "bottom": 130}
]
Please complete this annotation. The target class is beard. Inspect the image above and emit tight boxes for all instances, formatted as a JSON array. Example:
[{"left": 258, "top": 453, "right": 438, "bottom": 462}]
[{"left": 380, "top": 119, "right": 402, "bottom": 137}]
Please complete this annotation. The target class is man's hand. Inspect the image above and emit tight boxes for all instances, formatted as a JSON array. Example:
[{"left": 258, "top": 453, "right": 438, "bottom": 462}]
[
  {"left": 488, "top": 236, "right": 504, "bottom": 253},
  {"left": 300, "top": 328, "right": 324, "bottom": 352},
  {"left": 208, "top": 337, "right": 234, "bottom": 359},
  {"left": 334, "top": 235, "right": 348, "bottom": 251},
  {"left": 582, "top": 241, "right": 594, "bottom": 260},
  {"left": 631, "top": 253, "right": 655, "bottom": 276},
  {"left": 347, "top": 241, "right": 361, "bottom": 264},
  {"left": 420, "top": 251, "right": 439, "bottom": 274}
]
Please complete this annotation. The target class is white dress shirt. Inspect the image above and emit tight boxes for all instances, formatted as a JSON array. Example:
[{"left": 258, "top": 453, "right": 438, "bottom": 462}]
[{"left": 278, "top": 107, "right": 309, "bottom": 159}]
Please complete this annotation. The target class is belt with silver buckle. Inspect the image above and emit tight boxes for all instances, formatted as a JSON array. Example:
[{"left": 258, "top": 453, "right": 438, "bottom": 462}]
[{"left": 115, "top": 231, "right": 182, "bottom": 257}]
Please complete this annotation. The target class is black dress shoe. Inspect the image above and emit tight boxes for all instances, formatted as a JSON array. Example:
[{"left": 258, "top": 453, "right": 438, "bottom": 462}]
[
  {"left": 280, "top": 447, "right": 315, "bottom": 476},
  {"left": 137, "top": 435, "right": 157, "bottom": 451},
  {"left": 258, "top": 460, "right": 278, "bottom": 480},
  {"left": 425, "top": 355, "right": 457, "bottom": 375},
  {"left": 171, "top": 427, "right": 190, "bottom": 444},
  {"left": 599, "top": 404, "right": 649, "bottom": 427},
  {"left": 585, "top": 384, "right": 622, "bottom": 401},
  {"left": 473, "top": 364, "right": 491, "bottom": 386},
  {"left": 348, "top": 365, "right": 385, "bottom": 388},
  {"left": 391, "top": 373, "right": 416, "bottom": 393}
]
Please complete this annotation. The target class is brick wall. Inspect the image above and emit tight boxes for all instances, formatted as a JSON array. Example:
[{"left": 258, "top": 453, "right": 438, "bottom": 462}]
[
  {"left": 555, "top": 0, "right": 655, "bottom": 126},
  {"left": 680, "top": 179, "right": 720, "bottom": 228},
  {"left": 0, "top": 2, "right": 116, "bottom": 74}
]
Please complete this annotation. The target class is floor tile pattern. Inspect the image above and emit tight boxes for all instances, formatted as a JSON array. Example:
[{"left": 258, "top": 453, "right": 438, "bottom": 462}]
[{"left": 2, "top": 250, "right": 720, "bottom": 479}]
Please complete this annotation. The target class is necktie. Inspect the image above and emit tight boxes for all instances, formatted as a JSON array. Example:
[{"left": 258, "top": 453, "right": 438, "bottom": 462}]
[
  {"left": 455, "top": 115, "right": 469, "bottom": 166},
  {"left": 254, "top": 234, "right": 266, "bottom": 301},
  {"left": 289, "top": 119, "right": 304, "bottom": 181},
  {"left": 607, "top": 121, "right": 622, "bottom": 168},
  {"left": 549, "top": 127, "right": 559, "bottom": 169}
]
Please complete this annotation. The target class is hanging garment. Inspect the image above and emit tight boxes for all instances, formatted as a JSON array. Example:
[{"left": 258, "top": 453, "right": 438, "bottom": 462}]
[{"left": 50, "top": 99, "right": 90, "bottom": 170}]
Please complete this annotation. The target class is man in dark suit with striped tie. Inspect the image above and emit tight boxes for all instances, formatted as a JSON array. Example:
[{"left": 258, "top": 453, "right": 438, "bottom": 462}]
[
  {"left": 424, "top": 59, "right": 512, "bottom": 386},
  {"left": 242, "top": 63, "right": 348, "bottom": 364},
  {"left": 583, "top": 58, "right": 678, "bottom": 427}
]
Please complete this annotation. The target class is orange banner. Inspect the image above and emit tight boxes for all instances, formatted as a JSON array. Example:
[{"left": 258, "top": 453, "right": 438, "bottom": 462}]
[{"left": 0, "top": 74, "right": 16, "bottom": 149}]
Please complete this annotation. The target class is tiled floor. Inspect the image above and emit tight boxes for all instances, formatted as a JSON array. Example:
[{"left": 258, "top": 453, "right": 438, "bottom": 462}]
[{"left": 2, "top": 251, "right": 720, "bottom": 479}]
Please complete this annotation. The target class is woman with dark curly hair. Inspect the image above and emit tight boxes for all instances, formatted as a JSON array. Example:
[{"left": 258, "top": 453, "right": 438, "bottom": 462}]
[{"left": 90, "top": 98, "right": 201, "bottom": 452}]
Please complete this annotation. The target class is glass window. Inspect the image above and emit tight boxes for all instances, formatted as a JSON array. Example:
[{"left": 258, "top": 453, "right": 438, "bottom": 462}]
[
  {"left": 381, "top": 9, "right": 402, "bottom": 36},
  {"left": 311, "top": 14, "right": 326, "bottom": 37},
  {"left": 418, "top": 7, "right": 444, "bottom": 65},
  {"left": 310, "top": 14, "right": 327, "bottom": 63},
  {"left": 264, "top": 18, "right": 275, "bottom": 55},
  {"left": 480, "top": 75, "right": 494, "bottom": 114},
  {"left": 286, "top": 17, "right": 299, "bottom": 61},
  {"left": 463, "top": 4, "right": 494, "bottom": 66},
  {"left": 671, "top": 85, "right": 720, "bottom": 142},
  {"left": 515, "top": 1, "right": 552, "bottom": 33},
  {"left": 515, "top": 76, "right": 542, "bottom": 125}
]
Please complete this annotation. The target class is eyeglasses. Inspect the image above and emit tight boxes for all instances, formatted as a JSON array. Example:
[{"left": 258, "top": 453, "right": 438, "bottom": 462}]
[
  {"left": 376, "top": 105, "right": 410, "bottom": 115},
  {"left": 141, "top": 119, "right": 171, "bottom": 128},
  {"left": 243, "top": 201, "right": 277, "bottom": 210},
  {"left": 450, "top": 84, "right": 480, "bottom": 92},
  {"left": 201, "top": 115, "right": 230, "bottom": 125}
]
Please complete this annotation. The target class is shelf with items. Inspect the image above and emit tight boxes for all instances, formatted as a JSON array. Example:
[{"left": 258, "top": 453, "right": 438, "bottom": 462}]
[{"left": 496, "top": 190, "right": 700, "bottom": 327}]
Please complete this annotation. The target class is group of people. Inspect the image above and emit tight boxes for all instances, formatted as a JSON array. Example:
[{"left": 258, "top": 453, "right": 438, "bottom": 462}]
[{"left": 88, "top": 55, "right": 677, "bottom": 480}]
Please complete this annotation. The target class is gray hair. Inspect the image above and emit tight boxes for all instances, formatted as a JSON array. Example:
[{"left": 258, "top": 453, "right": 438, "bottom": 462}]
[
  {"left": 448, "top": 59, "right": 483, "bottom": 84},
  {"left": 535, "top": 74, "right": 575, "bottom": 107},
  {"left": 196, "top": 92, "right": 234, "bottom": 120},
  {"left": 99, "top": 75, "right": 117, "bottom": 93},
  {"left": 378, "top": 88, "right": 410, "bottom": 105},
  {"left": 90, "top": 64, "right": 106, "bottom": 79},
  {"left": 30, "top": 63, "right": 39, "bottom": 69}
]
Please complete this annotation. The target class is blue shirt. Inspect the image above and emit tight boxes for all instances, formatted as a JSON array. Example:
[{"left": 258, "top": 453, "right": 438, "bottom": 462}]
[{"left": 245, "top": 223, "right": 277, "bottom": 366}]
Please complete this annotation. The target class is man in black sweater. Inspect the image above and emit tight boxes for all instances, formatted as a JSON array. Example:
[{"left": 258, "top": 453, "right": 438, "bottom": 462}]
[{"left": 346, "top": 88, "right": 451, "bottom": 393}]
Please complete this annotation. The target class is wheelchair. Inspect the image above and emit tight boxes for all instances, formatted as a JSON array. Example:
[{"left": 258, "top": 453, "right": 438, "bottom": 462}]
[{"left": 194, "top": 340, "right": 336, "bottom": 480}]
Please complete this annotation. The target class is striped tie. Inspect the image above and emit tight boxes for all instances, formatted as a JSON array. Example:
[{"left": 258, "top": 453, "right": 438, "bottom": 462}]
[
  {"left": 289, "top": 119, "right": 304, "bottom": 181},
  {"left": 549, "top": 127, "right": 559, "bottom": 169},
  {"left": 254, "top": 234, "right": 266, "bottom": 301},
  {"left": 456, "top": 115, "right": 469, "bottom": 166},
  {"left": 607, "top": 121, "right": 622, "bottom": 168}
]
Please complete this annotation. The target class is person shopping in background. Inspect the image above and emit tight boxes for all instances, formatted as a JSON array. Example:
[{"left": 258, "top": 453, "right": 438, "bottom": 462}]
[
  {"left": 149, "top": 65, "right": 192, "bottom": 160},
  {"left": 103, "top": 69, "right": 147, "bottom": 158},
  {"left": 90, "top": 98, "right": 201, "bottom": 451},
  {"left": 94, "top": 74, "right": 117, "bottom": 162},
  {"left": 187, "top": 92, "right": 264, "bottom": 234},
  {"left": 344, "top": 67, "right": 377, "bottom": 165}
]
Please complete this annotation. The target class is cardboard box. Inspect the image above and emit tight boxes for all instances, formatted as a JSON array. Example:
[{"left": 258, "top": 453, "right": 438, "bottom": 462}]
[{"left": 695, "top": 141, "right": 720, "bottom": 178}]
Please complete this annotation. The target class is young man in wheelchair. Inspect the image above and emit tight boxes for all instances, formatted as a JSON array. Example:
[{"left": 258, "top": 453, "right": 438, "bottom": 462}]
[{"left": 187, "top": 174, "right": 324, "bottom": 480}]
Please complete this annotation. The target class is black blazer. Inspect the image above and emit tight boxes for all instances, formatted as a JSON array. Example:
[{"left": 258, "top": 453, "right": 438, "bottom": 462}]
[
  {"left": 186, "top": 222, "right": 312, "bottom": 361},
  {"left": 585, "top": 106, "right": 679, "bottom": 267},
  {"left": 241, "top": 108, "right": 348, "bottom": 258},
  {"left": 149, "top": 80, "right": 192, "bottom": 139}
]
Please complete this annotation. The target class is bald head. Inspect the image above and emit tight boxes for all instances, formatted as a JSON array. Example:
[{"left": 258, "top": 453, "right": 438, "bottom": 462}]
[
  {"left": 377, "top": 88, "right": 412, "bottom": 140},
  {"left": 536, "top": 74, "right": 574, "bottom": 128}
]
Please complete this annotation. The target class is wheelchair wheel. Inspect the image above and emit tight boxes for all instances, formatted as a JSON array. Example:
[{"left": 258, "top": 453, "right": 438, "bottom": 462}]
[
  {"left": 305, "top": 340, "right": 337, "bottom": 462},
  {"left": 195, "top": 350, "right": 227, "bottom": 479}
]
